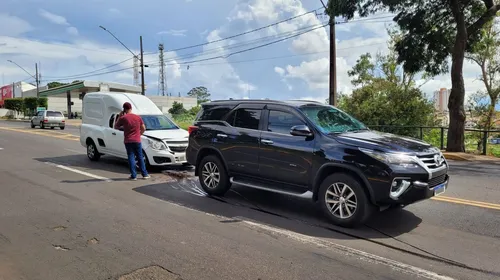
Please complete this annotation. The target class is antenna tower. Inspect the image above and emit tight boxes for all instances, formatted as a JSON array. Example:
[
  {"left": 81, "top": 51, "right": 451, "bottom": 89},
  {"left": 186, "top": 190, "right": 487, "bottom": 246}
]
[
  {"left": 158, "top": 43, "right": 167, "bottom": 96},
  {"left": 133, "top": 56, "right": 139, "bottom": 86}
]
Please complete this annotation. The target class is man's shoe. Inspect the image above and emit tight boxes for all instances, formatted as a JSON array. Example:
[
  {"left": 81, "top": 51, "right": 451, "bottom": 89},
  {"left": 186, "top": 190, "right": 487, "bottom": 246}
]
[
  {"left": 128, "top": 176, "right": 137, "bottom": 181},
  {"left": 142, "top": 175, "right": 151, "bottom": 179}
]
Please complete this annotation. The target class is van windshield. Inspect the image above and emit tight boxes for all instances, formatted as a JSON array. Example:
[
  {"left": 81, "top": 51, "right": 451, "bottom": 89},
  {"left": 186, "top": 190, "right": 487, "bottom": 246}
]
[
  {"left": 140, "top": 115, "right": 178, "bottom": 131},
  {"left": 299, "top": 105, "right": 368, "bottom": 134}
]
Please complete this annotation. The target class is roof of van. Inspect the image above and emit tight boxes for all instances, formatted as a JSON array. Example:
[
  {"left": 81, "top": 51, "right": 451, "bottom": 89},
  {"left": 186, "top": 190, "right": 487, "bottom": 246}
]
[{"left": 85, "top": 92, "right": 162, "bottom": 115}]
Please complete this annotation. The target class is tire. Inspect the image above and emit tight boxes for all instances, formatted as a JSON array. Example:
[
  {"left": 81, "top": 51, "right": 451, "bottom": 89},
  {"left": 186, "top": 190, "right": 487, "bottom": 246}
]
[
  {"left": 50, "top": 127, "right": 55, "bottom": 129},
  {"left": 60, "top": 126, "right": 65, "bottom": 130},
  {"left": 135, "top": 150, "right": 150, "bottom": 170},
  {"left": 318, "top": 173, "right": 374, "bottom": 228},
  {"left": 86, "top": 140, "right": 101, "bottom": 161},
  {"left": 198, "top": 155, "right": 230, "bottom": 196},
  {"left": 30, "top": 121, "right": 35, "bottom": 128}
]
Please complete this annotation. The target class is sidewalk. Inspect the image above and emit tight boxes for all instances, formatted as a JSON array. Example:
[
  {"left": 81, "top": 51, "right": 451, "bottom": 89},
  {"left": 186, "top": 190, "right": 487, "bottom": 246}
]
[{"left": 442, "top": 152, "right": 500, "bottom": 162}]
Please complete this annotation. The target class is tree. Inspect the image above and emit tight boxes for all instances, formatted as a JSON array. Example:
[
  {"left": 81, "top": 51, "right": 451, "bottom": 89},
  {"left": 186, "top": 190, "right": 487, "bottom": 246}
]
[
  {"left": 338, "top": 47, "right": 435, "bottom": 137},
  {"left": 327, "top": 0, "right": 500, "bottom": 152},
  {"left": 37, "top": 97, "right": 48, "bottom": 108},
  {"left": 187, "top": 86, "right": 210, "bottom": 104},
  {"left": 23, "top": 97, "right": 38, "bottom": 116},
  {"left": 168, "top": 101, "right": 187, "bottom": 116},
  {"left": 4, "top": 98, "right": 24, "bottom": 117},
  {"left": 466, "top": 17, "right": 500, "bottom": 131},
  {"left": 47, "top": 82, "right": 67, "bottom": 89}
]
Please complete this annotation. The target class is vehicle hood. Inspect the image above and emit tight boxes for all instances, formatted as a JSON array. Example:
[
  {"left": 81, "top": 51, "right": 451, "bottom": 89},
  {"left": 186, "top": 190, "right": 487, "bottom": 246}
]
[
  {"left": 143, "top": 129, "right": 189, "bottom": 141},
  {"left": 333, "top": 130, "right": 437, "bottom": 154}
]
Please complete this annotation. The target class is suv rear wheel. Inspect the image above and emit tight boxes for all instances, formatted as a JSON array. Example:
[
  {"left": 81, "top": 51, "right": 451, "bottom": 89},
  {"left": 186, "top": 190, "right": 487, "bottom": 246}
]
[
  {"left": 198, "top": 155, "right": 230, "bottom": 195},
  {"left": 318, "top": 173, "right": 374, "bottom": 228}
]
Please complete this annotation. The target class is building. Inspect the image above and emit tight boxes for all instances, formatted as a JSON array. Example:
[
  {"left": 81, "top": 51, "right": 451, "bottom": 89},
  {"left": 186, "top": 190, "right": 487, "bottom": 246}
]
[
  {"left": 0, "top": 81, "right": 36, "bottom": 107},
  {"left": 1, "top": 80, "right": 197, "bottom": 116},
  {"left": 433, "top": 88, "right": 450, "bottom": 113}
]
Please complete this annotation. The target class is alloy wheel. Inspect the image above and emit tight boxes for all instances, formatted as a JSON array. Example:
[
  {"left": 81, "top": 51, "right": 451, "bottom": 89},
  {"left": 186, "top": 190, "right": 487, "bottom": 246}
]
[
  {"left": 324, "top": 182, "right": 358, "bottom": 219},
  {"left": 201, "top": 162, "right": 220, "bottom": 189},
  {"left": 87, "top": 144, "right": 95, "bottom": 159}
]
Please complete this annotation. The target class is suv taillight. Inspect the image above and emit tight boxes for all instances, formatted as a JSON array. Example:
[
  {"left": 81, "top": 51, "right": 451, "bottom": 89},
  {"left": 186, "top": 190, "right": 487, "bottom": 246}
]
[
  {"left": 43, "top": 119, "right": 48, "bottom": 122},
  {"left": 188, "top": 126, "right": 198, "bottom": 134}
]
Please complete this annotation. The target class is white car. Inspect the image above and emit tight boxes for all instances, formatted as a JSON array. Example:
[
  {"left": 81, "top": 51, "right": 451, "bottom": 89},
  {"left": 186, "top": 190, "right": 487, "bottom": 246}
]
[{"left": 80, "top": 91, "right": 189, "bottom": 167}]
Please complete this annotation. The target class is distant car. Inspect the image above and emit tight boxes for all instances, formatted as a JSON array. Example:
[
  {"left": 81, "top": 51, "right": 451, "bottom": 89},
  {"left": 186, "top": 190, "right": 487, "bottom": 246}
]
[{"left": 31, "top": 110, "right": 66, "bottom": 130}]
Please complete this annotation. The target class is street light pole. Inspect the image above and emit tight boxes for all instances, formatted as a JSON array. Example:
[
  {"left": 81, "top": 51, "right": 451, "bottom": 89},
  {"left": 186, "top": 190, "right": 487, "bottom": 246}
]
[
  {"left": 7, "top": 60, "right": 40, "bottom": 98},
  {"left": 99, "top": 26, "right": 148, "bottom": 95},
  {"left": 320, "top": 0, "right": 337, "bottom": 106}
]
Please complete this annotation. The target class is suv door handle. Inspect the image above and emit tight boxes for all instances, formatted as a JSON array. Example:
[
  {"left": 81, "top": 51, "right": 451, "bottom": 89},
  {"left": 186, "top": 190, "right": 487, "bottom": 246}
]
[
  {"left": 261, "top": 139, "right": 273, "bottom": 145},
  {"left": 112, "top": 132, "right": 116, "bottom": 135},
  {"left": 217, "top": 134, "right": 228, "bottom": 138}
]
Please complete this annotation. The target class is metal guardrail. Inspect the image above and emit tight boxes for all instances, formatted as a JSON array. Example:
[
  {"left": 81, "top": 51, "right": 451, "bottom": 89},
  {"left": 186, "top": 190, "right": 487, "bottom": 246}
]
[{"left": 367, "top": 125, "right": 500, "bottom": 155}]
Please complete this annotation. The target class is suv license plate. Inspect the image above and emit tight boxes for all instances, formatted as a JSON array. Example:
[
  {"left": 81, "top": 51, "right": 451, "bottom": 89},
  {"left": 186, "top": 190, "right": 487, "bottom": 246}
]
[{"left": 433, "top": 183, "right": 446, "bottom": 196}]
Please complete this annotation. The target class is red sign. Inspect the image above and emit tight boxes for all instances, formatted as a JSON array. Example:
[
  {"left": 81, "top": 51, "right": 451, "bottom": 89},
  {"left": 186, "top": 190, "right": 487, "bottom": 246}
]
[{"left": 0, "top": 85, "right": 13, "bottom": 107}]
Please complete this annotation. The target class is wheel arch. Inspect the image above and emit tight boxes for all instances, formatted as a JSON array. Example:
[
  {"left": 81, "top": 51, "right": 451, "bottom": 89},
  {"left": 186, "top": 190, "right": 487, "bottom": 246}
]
[
  {"left": 313, "top": 163, "right": 376, "bottom": 205},
  {"left": 195, "top": 147, "right": 229, "bottom": 176}
]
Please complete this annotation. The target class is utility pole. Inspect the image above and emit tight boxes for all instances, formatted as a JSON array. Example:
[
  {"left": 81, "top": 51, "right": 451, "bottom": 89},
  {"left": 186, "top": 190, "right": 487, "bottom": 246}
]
[
  {"left": 140, "top": 36, "right": 145, "bottom": 95},
  {"left": 35, "top": 63, "right": 40, "bottom": 98},
  {"left": 320, "top": 0, "right": 337, "bottom": 106},
  {"left": 99, "top": 26, "right": 148, "bottom": 95}
]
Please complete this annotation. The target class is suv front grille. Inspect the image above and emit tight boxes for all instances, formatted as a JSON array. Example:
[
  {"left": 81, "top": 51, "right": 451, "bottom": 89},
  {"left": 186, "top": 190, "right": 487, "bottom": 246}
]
[
  {"left": 417, "top": 153, "right": 446, "bottom": 170},
  {"left": 427, "top": 174, "right": 446, "bottom": 188}
]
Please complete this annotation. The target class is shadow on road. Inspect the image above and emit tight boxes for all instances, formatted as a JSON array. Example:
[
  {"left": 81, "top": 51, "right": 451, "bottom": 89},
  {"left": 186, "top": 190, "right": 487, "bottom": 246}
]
[
  {"left": 33, "top": 155, "right": 194, "bottom": 183},
  {"left": 133, "top": 178, "right": 423, "bottom": 242}
]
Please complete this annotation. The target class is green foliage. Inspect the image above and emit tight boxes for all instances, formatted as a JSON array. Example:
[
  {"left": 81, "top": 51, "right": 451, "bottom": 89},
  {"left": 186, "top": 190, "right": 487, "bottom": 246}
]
[
  {"left": 168, "top": 101, "right": 187, "bottom": 116},
  {"left": 338, "top": 48, "right": 436, "bottom": 137},
  {"left": 37, "top": 97, "right": 48, "bottom": 108},
  {"left": 23, "top": 97, "right": 38, "bottom": 116},
  {"left": 188, "top": 105, "right": 201, "bottom": 116},
  {"left": 47, "top": 82, "right": 67, "bottom": 89},
  {"left": 187, "top": 86, "right": 211, "bottom": 104},
  {"left": 4, "top": 98, "right": 24, "bottom": 114}
]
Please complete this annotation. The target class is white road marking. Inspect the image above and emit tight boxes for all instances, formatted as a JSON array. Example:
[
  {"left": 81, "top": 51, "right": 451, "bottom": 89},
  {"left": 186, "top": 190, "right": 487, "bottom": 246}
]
[
  {"left": 64, "top": 148, "right": 85, "bottom": 154},
  {"left": 0, "top": 147, "right": 3, "bottom": 150},
  {"left": 241, "top": 220, "right": 455, "bottom": 280},
  {"left": 44, "top": 162, "right": 112, "bottom": 182}
]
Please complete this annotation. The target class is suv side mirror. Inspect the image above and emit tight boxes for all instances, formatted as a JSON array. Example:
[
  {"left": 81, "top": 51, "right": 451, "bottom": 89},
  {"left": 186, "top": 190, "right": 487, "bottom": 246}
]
[{"left": 290, "top": 125, "right": 313, "bottom": 137}]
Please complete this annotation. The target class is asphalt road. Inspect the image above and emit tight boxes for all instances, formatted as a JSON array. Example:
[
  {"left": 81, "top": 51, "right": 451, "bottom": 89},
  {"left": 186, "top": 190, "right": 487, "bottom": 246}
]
[{"left": 0, "top": 120, "right": 499, "bottom": 280}]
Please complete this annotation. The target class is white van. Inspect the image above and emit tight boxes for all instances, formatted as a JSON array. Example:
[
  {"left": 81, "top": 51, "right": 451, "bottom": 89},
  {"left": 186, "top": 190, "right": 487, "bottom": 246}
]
[{"left": 80, "top": 92, "right": 189, "bottom": 167}]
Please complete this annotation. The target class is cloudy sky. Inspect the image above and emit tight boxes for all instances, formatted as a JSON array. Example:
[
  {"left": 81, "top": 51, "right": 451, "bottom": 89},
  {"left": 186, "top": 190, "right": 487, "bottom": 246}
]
[{"left": 0, "top": 0, "right": 490, "bottom": 103}]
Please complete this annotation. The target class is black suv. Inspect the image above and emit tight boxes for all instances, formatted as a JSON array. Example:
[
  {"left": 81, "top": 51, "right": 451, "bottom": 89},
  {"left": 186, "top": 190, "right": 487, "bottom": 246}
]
[{"left": 186, "top": 100, "right": 449, "bottom": 227}]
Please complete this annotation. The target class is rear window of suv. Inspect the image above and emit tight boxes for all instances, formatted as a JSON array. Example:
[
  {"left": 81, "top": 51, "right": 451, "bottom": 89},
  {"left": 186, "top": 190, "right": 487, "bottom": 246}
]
[
  {"left": 47, "top": 111, "right": 63, "bottom": 117},
  {"left": 197, "top": 105, "right": 234, "bottom": 121}
]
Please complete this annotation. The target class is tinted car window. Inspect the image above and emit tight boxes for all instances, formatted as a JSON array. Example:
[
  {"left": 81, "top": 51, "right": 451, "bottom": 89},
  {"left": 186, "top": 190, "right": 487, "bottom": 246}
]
[
  {"left": 227, "top": 108, "right": 261, "bottom": 130},
  {"left": 197, "top": 106, "right": 233, "bottom": 121},
  {"left": 47, "top": 111, "right": 63, "bottom": 117},
  {"left": 267, "top": 110, "right": 304, "bottom": 135}
]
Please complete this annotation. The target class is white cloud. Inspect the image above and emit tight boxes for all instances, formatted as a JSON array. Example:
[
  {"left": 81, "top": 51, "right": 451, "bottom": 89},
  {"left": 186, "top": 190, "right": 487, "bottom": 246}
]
[
  {"left": 108, "top": 8, "right": 121, "bottom": 14},
  {"left": 157, "top": 29, "right": 187, "bottom": 37},
  {"left": 38, "top": 9, "right": 69, "bottom": 26},
  {"left": 0, "top": 14, "right": 32, "bottom": 36},
  {"left": 66, "top": 27, "right": 79, "bottom": 36}
]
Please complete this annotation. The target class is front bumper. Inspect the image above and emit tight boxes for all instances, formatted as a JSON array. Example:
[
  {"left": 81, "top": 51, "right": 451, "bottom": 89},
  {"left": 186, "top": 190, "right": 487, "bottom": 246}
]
[
  {"left": 144, "top": 147, "right": 188, "bottom": 166},
  {"left": 385, "top": 174, "right": 449, "bottom": 205}
]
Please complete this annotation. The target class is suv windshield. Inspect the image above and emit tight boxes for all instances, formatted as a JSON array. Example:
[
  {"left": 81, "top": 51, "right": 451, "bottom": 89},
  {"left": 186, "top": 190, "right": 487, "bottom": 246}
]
[
  {"left": 140, "top": 115, "right": 178, "bottom": 131},
  {"left": 299, "top": 105, "right": 368, "bottom": 134}
]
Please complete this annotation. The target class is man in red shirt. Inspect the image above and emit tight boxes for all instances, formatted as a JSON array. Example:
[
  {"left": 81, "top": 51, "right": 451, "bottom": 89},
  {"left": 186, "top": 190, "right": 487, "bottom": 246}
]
[{"left": 115, "top": 102, "right": 150, "bottom": 180}]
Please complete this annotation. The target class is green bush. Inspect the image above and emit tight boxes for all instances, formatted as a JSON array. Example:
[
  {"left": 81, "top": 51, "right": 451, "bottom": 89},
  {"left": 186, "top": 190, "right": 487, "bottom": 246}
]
[
  {"left": 37, "top": 97, "right": 48, "bottom": 108},
  {"left": 4, "top": 98, "right": 24, "bottom": 115},
  {"left": 23, "top": 97, "right": 38, "bottom": 116}
]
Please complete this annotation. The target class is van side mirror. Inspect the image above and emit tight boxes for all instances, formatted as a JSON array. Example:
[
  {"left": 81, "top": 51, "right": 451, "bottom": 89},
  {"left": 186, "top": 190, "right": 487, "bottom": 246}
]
[{"left": 290, "top": 125, "right": 313, "bottom": 137}]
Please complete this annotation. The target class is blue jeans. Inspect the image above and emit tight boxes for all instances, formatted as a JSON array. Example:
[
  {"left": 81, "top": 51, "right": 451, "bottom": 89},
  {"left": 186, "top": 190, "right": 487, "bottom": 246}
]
[{"left": 125, "top": 142, "right": 148, "bottom": 178}]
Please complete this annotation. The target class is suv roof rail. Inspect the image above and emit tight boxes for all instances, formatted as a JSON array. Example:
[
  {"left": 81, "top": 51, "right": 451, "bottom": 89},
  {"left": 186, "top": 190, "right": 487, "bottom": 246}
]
[{"left": 286, "top": 99, "right": 323, "bottom": 104}]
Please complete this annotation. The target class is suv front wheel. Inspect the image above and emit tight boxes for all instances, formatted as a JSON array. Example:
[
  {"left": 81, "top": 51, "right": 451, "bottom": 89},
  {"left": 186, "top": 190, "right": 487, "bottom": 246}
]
[
  {"left": 198, "top": 155, "right": 230, "bottom": 196},
  {"left": 318, "top": 173, "right": 374, "bottom": 228}
]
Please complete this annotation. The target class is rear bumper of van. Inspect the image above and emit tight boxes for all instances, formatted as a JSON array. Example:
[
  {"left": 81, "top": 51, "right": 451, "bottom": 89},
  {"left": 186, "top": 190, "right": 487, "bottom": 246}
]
[{"left": 144, "top": 147, "right": 188, "bottom": 166}]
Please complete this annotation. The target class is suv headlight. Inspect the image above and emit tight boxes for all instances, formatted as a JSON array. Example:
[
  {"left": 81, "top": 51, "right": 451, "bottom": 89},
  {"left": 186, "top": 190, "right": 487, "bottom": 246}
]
[
  {"left": 359, "top": 148, "right": 420, "bottom": 169},
  {"left": 146, "top": 138, "right": 167, "bottom": 150}
]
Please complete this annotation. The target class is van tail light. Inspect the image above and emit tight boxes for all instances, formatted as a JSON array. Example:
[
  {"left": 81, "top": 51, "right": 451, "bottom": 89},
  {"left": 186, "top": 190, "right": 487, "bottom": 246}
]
[
  {"left": 188, "top": 125, "right": 198, "bottom": 134},
  {"left": 61, "top": 120, "right": 65, "bottom": 123}
]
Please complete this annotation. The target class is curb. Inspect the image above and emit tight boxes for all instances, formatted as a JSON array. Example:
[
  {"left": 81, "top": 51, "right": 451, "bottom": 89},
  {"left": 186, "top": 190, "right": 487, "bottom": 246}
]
[
  {"left": 442, "top": 153, "right": 470, "bottom": 161},
  {"left": 1, "top": 119, "right": 81, "bottom": 127}
]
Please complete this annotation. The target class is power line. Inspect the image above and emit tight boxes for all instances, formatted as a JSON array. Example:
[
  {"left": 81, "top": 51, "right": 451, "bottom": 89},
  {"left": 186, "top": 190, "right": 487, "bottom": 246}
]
[{"left": 42, "top": 57, "right": 134, "bottom": 78}]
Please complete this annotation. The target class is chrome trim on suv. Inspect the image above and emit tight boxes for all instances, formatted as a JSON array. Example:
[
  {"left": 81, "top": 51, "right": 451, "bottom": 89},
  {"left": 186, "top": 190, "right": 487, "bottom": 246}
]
[{"left": 412, "top": 152, "right": 448, "bottom": 180}]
